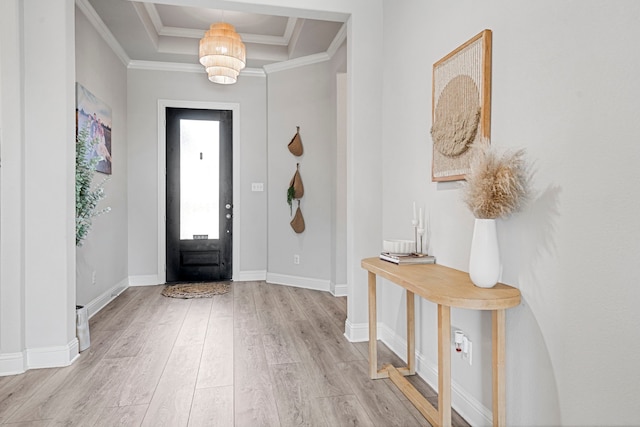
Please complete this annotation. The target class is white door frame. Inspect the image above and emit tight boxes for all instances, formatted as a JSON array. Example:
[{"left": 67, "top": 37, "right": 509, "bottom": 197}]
[{"left": 157, "top": 99, "right": 241, "bottom": 283}]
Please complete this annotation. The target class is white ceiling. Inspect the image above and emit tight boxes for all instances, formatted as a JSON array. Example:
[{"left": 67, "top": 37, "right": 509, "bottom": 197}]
[{"left": 79, "top": 0, "right": 347, "bottom": 72}]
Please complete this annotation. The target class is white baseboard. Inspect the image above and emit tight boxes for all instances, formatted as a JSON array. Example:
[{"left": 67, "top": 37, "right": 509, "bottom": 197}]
[
  {"left": 343, "top": 319, "right": 371, "bottom": 342},
  {"left": 128, "top": 274, "right": 160, "bottom": 286},
  {"left": 2, "top": 276, "right": 134, "bottom": 376},
  {"left": 378, "top": 323, "right": 492, "bottom": 426},
  {"left": 266, "top": 273, "right": 330, "bottom": 292},
  {"left": 0, "top": 351, "right": 26, "bottom": 376},
  {"left": 332, "top": 283, "right": 348, "bottom": 297},
  {"left": 237, "top": 270, "right": 267, "bottom": 281},
  {"left": 26, "top": 339, "right": 79, "bottom": 370},
  {"left": 1, "top": 341, "right": 80, "bottom": 376},
  {"left": 83, "top": 278, "right": 129, "bottom": 319},
  {"left": 1, "top": 335, "right": 82, "bottom": 377},
  {"left": 129, "top": 273, "right": 278, "bottom": 286}
]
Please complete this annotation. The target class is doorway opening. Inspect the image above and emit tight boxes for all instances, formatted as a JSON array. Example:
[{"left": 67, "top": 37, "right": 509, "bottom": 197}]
[{"left": 165, "top": 107, "right": 232, "bottom": 282}]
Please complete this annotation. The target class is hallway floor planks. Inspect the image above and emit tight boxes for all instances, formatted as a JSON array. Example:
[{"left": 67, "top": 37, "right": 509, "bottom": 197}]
[{"left": 0, "top": 282, "right": 470, "bottom": 426}]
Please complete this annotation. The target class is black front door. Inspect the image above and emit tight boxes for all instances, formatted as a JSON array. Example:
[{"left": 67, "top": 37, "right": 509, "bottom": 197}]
[{"left": 165, "top": 107, "right": 232, "bottom": 282}]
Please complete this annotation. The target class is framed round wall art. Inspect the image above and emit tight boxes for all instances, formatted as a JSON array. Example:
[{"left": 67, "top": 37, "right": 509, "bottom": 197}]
[{"left": 431, "top": 29, "right": 492, "bottom": 182}]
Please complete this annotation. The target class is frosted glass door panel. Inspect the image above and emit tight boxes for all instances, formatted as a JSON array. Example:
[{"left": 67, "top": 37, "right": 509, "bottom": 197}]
[{"left": 180, "top": 119, "right": 220, "bottom": 240}]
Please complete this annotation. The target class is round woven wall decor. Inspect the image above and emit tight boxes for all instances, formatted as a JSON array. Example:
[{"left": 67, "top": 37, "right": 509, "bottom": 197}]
[{"left": 431, "top": 74, "right": 481, "bottom": 158}]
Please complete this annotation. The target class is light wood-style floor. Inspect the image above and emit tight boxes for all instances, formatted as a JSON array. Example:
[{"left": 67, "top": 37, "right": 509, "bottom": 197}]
[{"left": 0, "top": 282, "right": 470, "bottom": 426}]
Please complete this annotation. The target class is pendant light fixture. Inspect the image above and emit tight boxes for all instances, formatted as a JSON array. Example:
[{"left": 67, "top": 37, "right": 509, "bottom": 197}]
[{"left": 199, "top": 22, "right": 246, "bottom": 85}]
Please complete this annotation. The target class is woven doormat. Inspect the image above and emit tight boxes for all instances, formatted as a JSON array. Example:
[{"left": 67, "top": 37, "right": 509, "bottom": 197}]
[{"left": 161, "top": 282, "right": 231, "bottom": 299}]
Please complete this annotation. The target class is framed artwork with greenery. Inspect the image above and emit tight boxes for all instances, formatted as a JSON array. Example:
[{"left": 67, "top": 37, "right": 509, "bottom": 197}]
[
  {"left": 75, "top": 83, "right": 111, "bottom": 246},
  {"left": 76, "top": 83, "right": 112, "bottom": 175}
]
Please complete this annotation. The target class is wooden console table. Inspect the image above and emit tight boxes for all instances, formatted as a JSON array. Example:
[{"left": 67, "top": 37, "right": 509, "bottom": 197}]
[{"left": 361, "top": 257, "right": 521, "bottom": 427}]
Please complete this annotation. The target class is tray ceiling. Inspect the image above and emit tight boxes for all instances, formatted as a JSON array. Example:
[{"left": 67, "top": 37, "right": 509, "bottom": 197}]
[{"left": 80, "top": 0, "right": 347, "bottom": 71}]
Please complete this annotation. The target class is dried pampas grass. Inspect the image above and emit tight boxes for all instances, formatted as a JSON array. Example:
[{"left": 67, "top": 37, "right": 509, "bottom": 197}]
[{"left": 462, "top": 144, "right": 531, "bottom": 219}]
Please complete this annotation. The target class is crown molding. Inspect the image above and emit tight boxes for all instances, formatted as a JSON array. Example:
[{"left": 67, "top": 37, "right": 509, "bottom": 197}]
[
  {"left": 142, "top": 2, "right": 295, "bottom": 47},
  {"left": 327, "top": 22, "right": 347, "bottom": 58},
  {"left": 128, "top": 60, "right": 265, "bottom": 78},
  {"left": 77, "top": 0, "right": 343, "bottom": 78},
  {"left": 263, "top": 52, "right": 330, "bottom": 74},
  {"left": 143, "top": 2, "right": 164, "bottom": 34},
  {"left": 135, "top": 2, "right": 160, "bottom": 50},
  {"left": 241, "top": 68, "right": 267, "bottom": 77},
  {"left": 266, "top": 21, "right": 346, "bottom": 74},
  {"left": 76, "top": 0, "right": 130, "bottom": 67},
  {"left": 287, "top": 17, "right": 304, "bottom": 57},
  {"left": 128, "top": 60, "right": 203, "bottom": 73},
  {"left": 158, "top": 26, "right": 291, "bottom": 47},
  {"left": 282, "top": 17, "right": 298, "bottom": 45}
]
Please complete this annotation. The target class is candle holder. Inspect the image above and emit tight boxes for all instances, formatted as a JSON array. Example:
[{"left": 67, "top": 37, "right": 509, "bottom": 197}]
[
  {"left": 413, "top": 227, "right": 425, "bottom": 256},
  {"left": 411, "top": 225, "right": 428, "bottom": 257},
  {"left": 411, "top": 219, "right": 418, "bottom": 253}
]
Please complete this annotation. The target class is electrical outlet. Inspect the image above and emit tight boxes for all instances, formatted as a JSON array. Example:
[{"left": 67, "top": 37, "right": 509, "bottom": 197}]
[
  {"left": 293, "top": 254, "right": 300, "bottom": 265},
  {"left": 453, "top": 329, "right": 472, "bottom": 365},
  {"left": 464, "top": 339, "right": 473, "bottom": 366},
  {"left": 454, "top": 330, "right": 464, "bottom": 353},
  {"left": 92, "top": 271, "right": 97, "bottom": 285}
]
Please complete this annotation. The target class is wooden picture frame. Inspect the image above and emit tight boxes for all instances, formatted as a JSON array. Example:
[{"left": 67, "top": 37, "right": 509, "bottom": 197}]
[{"left": 431, "top": 29, "right": 492, "bottom": 182}]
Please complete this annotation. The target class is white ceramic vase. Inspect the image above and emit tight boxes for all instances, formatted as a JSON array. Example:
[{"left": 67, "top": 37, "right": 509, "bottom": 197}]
[{"left": 469, "top": 218, "right": 501, "bottom": 288}]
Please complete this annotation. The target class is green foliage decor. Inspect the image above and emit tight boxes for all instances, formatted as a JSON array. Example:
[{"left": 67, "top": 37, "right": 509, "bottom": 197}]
[
  {"left": 76, "top": 124, "right": 110, "bottom": 246},
  {"left": 287, "top": 185, "right": 295, "bottom": 215}
]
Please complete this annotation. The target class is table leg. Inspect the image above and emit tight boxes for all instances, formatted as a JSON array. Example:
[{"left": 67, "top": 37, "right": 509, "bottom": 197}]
[
  {"left": 368, "top": 271, "right": 378, "bottom": 379},
  {"left": 438, "top": 304, "right": 452, "bottom": 427},
  {"left": 493, "top": 309, "right": 506, "bottom": 427},
  {"left": 407, "top": 290, "right": 416, "bottom": 375}
]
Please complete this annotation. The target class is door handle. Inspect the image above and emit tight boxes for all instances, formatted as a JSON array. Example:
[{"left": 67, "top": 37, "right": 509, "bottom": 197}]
[{"left": 226, "top": 213, "right": 232, "bottom": 219}]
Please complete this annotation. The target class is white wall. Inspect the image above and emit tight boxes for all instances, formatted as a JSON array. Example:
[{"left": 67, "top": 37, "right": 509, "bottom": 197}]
[
  {"left": 23, "top": 0, "right": 77, "bottom": 361},
  {"left": 334, "top": 71, "right": 348, "bottom": 292},
  {"left": 0, "top": 0, "right": 78, "bottom": 374},
  {"left": 0, "top": 0, "right": 27, "bottom": 372},
  {"left": 75, "top": 7, "right": 129, "bottom": 308},
  {"left": 125, "top": 2, "right": 375, "bottom": 301},
  {"left": 210, "top": 0, "right": 383, "bottom": 341},
  {"left": 332, "top": 43, "right": 348, "bottom": 293},
  {"left": 266, "top": 60, "right": 337, "bottom": 290},
  {"left": 380, "top": 0, "right": 640, "bottom": 425},
  {"left": 3, "top": 2, "right": 637, "bottom": 423},
  {"left": 0, "top": 0, "right": 379, "bottom": 376},
  {"left": 127, "top": 69, "right": 268, "bottom": 281}
]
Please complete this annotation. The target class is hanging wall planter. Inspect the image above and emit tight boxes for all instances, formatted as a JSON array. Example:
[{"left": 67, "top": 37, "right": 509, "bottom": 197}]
[
  {"left": 286, "top": 164, "right": 305, "bottom": 233},
  {"left": 290, "top": 201, "right": 306, "bottom": 233},
  {"left": 287, "top": 163, "right": 304, "bottom": 215},
  {"left": 289, "top": 163, "right": 304, "bottom": 199},
  {"left": 288, "top": 126, "right": 303, "bottom": 156},
  {"left": 286, "top": 127, "right": 305, "bottom": 233}
]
